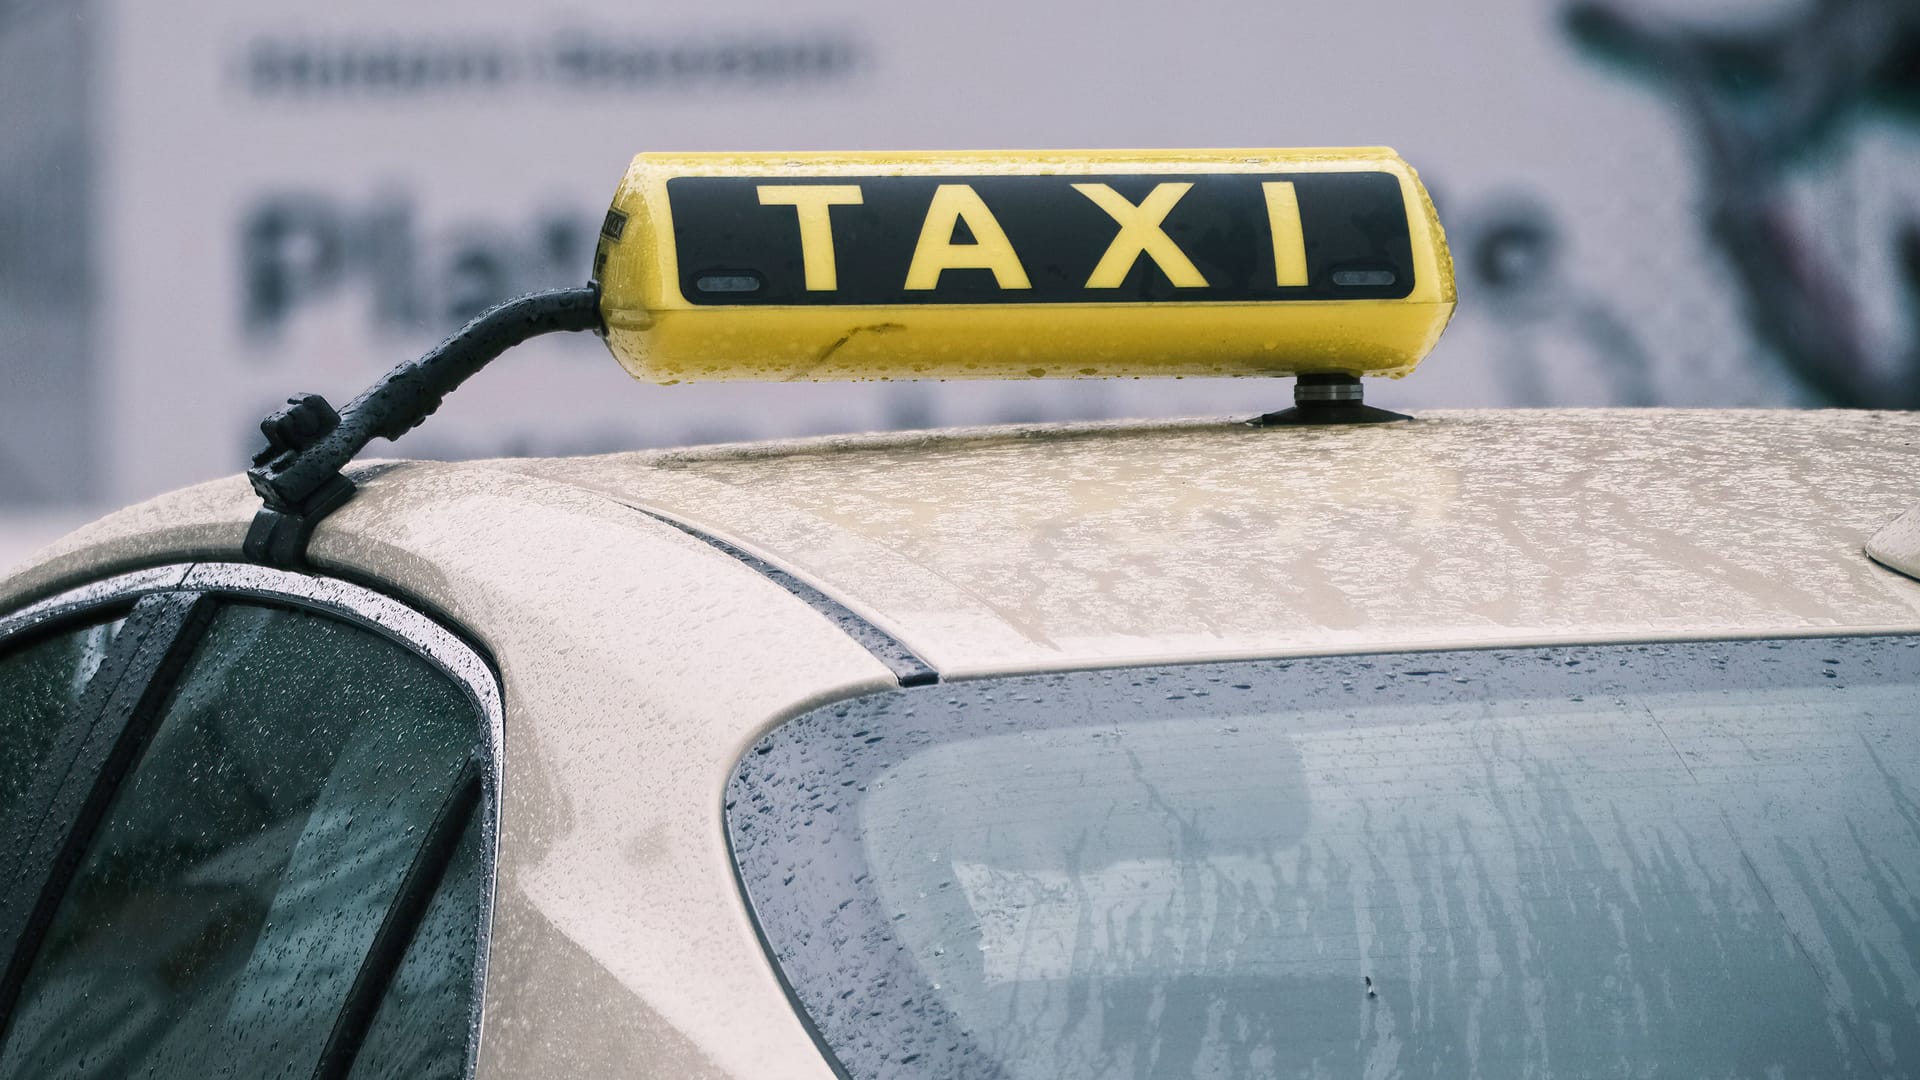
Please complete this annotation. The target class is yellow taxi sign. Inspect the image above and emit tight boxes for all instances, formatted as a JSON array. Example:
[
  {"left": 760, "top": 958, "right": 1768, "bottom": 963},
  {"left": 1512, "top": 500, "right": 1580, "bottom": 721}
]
[{"left": 593, "top": 149, "right": 1455, "bottom": 383}]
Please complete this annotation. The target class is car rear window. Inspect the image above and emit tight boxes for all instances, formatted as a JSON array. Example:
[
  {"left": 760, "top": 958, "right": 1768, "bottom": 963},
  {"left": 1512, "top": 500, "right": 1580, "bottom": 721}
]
[{"left": 728, "top": 636, "right": 1920, "bottom": 1079}]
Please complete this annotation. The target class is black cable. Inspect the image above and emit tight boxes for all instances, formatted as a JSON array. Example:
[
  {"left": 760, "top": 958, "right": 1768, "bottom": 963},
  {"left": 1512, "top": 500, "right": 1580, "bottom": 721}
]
[{"left": 243, "top": 286, "right": 602, "bottom": 567}]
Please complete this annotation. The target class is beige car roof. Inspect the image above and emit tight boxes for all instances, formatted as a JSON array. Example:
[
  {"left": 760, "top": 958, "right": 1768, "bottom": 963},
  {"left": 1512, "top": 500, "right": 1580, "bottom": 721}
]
[
  {"left": 9, "top": 409, "right": 1920, "bottom": 679},
  {"left": 494, "top": 408, "right": 1920, "bottom": 677}
]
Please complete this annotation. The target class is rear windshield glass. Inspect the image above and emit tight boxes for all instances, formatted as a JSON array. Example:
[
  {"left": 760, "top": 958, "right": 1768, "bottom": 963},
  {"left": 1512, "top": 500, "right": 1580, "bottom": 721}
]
[{"left": 727, "top": 636, "right": 1920, "bottom": 1079}]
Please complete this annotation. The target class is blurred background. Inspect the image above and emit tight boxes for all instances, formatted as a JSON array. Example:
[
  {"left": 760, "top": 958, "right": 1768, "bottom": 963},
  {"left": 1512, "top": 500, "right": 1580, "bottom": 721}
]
[{"left": 2, "top": 0, "right": 1917, "bottom": 571}]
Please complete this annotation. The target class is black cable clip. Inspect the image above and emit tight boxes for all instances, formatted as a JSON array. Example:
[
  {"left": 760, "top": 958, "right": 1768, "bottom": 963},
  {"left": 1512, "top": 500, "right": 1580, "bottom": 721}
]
[
  {"left": 243, "top": 285, "right": 604, "bottom": 569},
  {"left": 245, "top": 394, "right": 357, "bottom": 569}
]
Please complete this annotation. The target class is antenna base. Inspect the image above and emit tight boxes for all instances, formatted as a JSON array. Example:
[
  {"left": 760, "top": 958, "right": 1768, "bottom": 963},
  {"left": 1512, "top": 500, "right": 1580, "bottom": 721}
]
[{"left": 1257, "top": 374, "right": 1411, "bottom": 426}]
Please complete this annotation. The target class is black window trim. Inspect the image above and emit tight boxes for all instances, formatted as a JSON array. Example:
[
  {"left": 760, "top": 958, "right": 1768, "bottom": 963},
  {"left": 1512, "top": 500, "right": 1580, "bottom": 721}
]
[
  {"left": 0, "top": 591, "right": 222, "bottom": 1031},
  {"left": 0, "top": 562, "right": 505, "bottom": 1079}
]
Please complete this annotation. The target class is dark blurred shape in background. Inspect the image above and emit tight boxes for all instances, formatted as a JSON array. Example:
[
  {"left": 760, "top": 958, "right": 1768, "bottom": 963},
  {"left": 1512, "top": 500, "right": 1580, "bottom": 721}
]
[{"left": 1567, "top": 0, "right": 1920, "bottom": 407}]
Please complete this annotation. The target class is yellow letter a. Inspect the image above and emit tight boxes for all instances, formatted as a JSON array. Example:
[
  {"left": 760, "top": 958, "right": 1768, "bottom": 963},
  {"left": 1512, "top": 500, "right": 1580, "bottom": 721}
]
[{"left": 903, "top": 185, "right": 1031, "bottom": 290}]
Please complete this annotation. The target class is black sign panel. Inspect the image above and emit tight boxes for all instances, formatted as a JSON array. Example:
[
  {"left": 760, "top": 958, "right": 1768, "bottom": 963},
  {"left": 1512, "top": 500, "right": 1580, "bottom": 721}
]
[{"left": 666, "top": 172, "right": 1415, "bottom": 305}]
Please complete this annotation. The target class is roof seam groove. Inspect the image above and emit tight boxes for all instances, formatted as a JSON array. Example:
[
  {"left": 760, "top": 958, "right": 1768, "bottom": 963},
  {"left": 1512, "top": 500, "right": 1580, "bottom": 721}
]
[{"left": 622, "top": 504, "right": 939, "bottom": 687}]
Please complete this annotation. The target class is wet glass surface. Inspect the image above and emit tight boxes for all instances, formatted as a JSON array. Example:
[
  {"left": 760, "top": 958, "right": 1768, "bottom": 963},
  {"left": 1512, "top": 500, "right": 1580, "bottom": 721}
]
[
  {"left": 730, "top": 636, "right": 1920, "bottom": 1080},
  {"left": 0, "top": 616, "right": 121, "bottom": 828},
  {"left": 0, "top": 603, "right": 480, "bottom": 1080},
  {"left": 347, "top": 802, "right": 485, "bottom": 1080}
]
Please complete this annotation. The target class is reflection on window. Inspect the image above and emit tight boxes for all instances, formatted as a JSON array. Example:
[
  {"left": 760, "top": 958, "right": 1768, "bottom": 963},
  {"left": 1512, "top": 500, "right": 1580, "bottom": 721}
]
[
  {"left": 730, "top": 637, "right": 1920, "bottom": 1079},
  {"left": 0, "top": 603, "right": 482, "bottom": 1079},
  {"left": 0, "top": 617, "right": 122, "bottom": 828},
  {"left": 347, "top": 801, "right": 485, "bottom": 1080}
]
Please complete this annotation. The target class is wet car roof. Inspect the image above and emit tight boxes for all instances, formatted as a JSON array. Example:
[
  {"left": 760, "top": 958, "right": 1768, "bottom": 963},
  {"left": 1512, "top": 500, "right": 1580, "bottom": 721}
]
[
  {"left": 487, "top": 408, "right": 1920, "bottom": 676},
  {"left": 8, "top": 409, "right": 1920, "bottom": 679}
]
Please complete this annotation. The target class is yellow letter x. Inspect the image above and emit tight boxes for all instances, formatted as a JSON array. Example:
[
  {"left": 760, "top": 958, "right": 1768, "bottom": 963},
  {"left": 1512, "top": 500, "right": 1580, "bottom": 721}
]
[{"left": 1071, "top": 182, "right": 1208, "bottom": 288}]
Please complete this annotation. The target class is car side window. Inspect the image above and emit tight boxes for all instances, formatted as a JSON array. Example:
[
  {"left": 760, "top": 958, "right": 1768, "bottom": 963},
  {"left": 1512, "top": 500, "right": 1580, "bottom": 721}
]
[
  {"left": 346, "top": 799, "right": 486, "bottom": 1080},
  {"left": 0, "top": 600, "right": 487, "bottom": 1080},
  {"left": 0, "top": 618, "right": 122, "bottom": 828}
]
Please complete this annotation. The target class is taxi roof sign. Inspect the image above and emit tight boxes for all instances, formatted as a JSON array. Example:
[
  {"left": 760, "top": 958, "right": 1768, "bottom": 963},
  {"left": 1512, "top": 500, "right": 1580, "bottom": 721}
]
[
  {"left": 592, "top": 148, "right": 1456, "bottom": 383},
  {"left": 242, "top": 147, "right": 1457, "bottom": 570}
]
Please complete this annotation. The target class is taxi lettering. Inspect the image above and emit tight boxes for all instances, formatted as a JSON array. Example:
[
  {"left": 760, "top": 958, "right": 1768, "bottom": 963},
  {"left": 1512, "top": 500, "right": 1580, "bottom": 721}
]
[
  {"left": 755, "top": 185, "right": 863, "bottom": 291},
  {"left": 1070, "top": 182, "right": 1209, "bottom": 289},
  {"left": 664, "top": 171, "right": 1415, "bottom": 305},
  {"left": 903, "top": 185, "right": 1031, "bottom": 291}
]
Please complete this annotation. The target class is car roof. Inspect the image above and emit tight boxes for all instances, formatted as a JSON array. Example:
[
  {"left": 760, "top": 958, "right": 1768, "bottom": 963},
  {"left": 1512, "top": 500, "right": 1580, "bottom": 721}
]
[
  {"left": 490, "top": 407, "right": 1920, "bottom": 676},
  {"left": 9, "top": 409, "right": 1920, "bottom": 679}
]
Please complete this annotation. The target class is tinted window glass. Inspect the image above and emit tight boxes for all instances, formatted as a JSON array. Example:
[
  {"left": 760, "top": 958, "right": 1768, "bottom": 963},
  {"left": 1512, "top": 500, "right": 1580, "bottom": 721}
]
[
  {"left": 730, "top": 636, "right": 1920, "bottom": 1080},
  {"left": 0, "top": 617, "right": 121, "bottom": 826},
  {"left": 347, "top": 802, "right": 485, "bottom": 1080},
  {"left": 0, "top": 603, "right": 483, "bottom": 1080}
]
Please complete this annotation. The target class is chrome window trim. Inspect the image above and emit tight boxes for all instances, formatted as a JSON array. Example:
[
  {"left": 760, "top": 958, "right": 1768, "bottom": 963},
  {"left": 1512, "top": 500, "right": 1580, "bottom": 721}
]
[
  {"left": 0, "top": 565, "right": 191, "bottom": 642},
  {"left": 0, "top": 561, "right": 504, "bottom": 1079}
]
